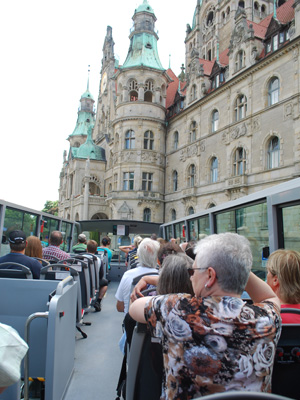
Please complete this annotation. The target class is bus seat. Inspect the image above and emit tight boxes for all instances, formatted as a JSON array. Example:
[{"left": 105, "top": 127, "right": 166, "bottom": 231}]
[
  {"left": 0, "top": 262, "right": 33, "bottom": 279},
  {"left": 33, "top": 257, "right": 50, "bottom": 267},
  {"left": 272, "top": 308, "right": 300, "bottom": 399},
  {"left": 192, "top": 392, "right": 292, "bottom": 399},
  {"left": 126, "top": 323, "right": 162, "bottom": 400}
]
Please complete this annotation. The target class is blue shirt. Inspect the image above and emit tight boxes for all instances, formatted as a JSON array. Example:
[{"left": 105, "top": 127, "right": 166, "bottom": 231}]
[
  {"left": 97, "top": 247, "right": 113, "bottom": 269},
  {"left": 0, "top": 252, "right": 41, "bottom": 279}
]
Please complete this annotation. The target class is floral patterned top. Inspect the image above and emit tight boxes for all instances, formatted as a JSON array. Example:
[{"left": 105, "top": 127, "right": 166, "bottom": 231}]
[{"left": 144, "top": 294, "right": 281, "bottom": 400}]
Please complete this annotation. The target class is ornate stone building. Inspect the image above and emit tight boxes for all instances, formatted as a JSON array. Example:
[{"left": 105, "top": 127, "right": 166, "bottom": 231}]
[{"left": 58, "top": 0, "right": 300, "bottom": 224}]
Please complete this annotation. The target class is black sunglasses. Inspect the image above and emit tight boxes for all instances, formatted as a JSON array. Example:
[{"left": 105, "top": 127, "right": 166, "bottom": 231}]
[{"left": 188, "top": 267, "right": 208, "bottom": 277}]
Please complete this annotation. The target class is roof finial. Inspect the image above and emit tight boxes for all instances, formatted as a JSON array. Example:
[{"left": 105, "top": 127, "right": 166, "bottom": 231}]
[
  {"left": 273, "top": 0, "right": 277, "bottom": 19},
  {"left": 87, "top": 65, "right": 90, "bottom": 91},
  {"left": 216, "top": 36, "right": 219, "bottom": 63},
  {"left": 169, "top": 54, "right": 171, "bottom": 69}
]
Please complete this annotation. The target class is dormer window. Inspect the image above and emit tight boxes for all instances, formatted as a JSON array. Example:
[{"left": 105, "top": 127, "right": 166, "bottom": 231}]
[{"left": 145, "top": 43, "right": 152, "bottom": 49}]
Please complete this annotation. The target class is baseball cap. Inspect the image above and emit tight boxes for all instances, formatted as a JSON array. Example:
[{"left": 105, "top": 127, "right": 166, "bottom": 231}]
[
  {"left": 8, "top": 231, "right": 26, "bottom": 244},
  {"left": 0, "top": 323, "right": 28, "bottom": 388},
  {"left": 78, "top": 233, "right": 87, "bottom": 241}
]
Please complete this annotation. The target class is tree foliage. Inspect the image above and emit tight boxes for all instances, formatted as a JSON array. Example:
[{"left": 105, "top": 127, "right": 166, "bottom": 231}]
[{"left": 42, "top": 200, "right": 59, "bottom": 216}]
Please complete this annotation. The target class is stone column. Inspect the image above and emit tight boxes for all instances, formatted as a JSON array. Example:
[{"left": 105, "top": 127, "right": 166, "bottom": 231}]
[
  {"left": 138, "top": 83, "right": 144, "bottom": 101},
  {"left": 83, "top": 159, "right": 90, "bottom": 220}
]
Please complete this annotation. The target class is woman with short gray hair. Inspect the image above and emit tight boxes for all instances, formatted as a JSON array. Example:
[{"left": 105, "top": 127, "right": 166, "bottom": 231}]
[{"left": 130, "top": 232, "right": 281, "bottom": 399}]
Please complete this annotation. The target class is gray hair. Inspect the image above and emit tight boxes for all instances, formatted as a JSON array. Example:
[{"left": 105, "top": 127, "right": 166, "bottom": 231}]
[
  {"left": 157, "top": 253, "right": 194, "bottom": 295},
  {"left": 137, "top": 238, "right": 160, "bottom": 269},
  {"left": 133, "top": 235, "right": 143, "bottom": 248},
  {"left": 194, "top": 233, "right": 252, "bottom": 294}
]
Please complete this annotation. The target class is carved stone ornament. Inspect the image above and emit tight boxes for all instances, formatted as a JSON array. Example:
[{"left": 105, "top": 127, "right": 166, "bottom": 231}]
[
  {"left": 252, "top": 118, "right": 260, "bottom": 132},
  {"left": 231, "top": 123, "right": 247, "bottom": 140},
  {"left": 289, "top": 23, "right": 296, "bottom": 40},
  {"left": 284, "top": 103, "right": 294, "bottom": 120},
  {"left": 180, "top": 144, "right": 198, "bottom": 162}
]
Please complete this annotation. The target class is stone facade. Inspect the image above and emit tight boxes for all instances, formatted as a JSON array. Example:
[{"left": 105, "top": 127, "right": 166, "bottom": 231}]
[{"left": 58, "top": 0, "right": 300, "bottom": 224}]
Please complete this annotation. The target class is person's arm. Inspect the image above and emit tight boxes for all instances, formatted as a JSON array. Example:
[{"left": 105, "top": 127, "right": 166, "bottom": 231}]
[
  {"left": 245, "top": 271, "right": 280, "bottom": 309},
  {"left": 116, "top": 300, "right": 125, "bottom": 312},
  {"left": 129, "top": 296, "right": 151, "bottom": 323},
  {"left": 119, "top": 245, "right": 133, "bottom": 255},
  {"left": 130, "top": 275, "right": 159, "bottom": 302}
]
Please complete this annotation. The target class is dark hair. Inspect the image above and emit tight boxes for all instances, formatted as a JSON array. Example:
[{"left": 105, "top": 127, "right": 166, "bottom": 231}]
[
  {"left": 87, "top": 240, "right": 98, "bottom": 254},
  {"left": 157, "top": 242, "right": 183, "bottom": 266},
  {"left": 101, "top": 236, "right": 111, "bottom": 246},
  {"left": 150, "top": 233, "right": 157, "bottom": 240},
  {"left": 49, "top": 231, "right": 63, "bottom": 246},
  {"left": 10, "top": 242, "right": 26, "bottom": 252},
  {"left": 157, "top": 253, "right": 194, "bottom": 295}
]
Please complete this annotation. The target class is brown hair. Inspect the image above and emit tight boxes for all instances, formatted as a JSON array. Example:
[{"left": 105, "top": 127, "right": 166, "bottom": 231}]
[
  {"left": 87, "top": 240, "right": 98, "bottom": 254},
  {"left": 25, "top": 236, "right": 43, "bottom": 259},
  {"left": 267, "top": 249, "right": 300, "bottom": 304},
  {"left": 157, "top": 253, "right": 194, "bottom": 295},
  {"left": 157, "top": 242, "right": 183, "bottom": 266}
]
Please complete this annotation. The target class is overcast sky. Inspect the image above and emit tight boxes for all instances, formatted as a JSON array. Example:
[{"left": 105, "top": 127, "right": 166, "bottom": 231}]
[{"left": 0, "top": 0, "right": 196, "bottom": 211}]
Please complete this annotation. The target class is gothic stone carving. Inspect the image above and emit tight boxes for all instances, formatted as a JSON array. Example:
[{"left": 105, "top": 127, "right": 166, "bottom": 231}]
[{"left": 231, "top": 123, "right": 247, "bottom": 140}]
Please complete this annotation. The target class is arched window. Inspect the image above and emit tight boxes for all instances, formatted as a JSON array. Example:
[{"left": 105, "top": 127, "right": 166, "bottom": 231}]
[
  {"left": 238, "top": 1, "right": 245, "bottom": 8},
  {"left": 268, "top": 136, "right": 280, "bottom": 169},
  {"left": 89, "top": 182, "right": 100, "bottom": 195},
  {"left": 143, "top": 208, "right": 151, "bottom": 222},
  {"left": 254, "top": 1, "right": 259, "bottom": 10},
  {"left": 211, "top": 109, "right": 219, "bottom": 132},
  {"left": 235, "top": 95, "right": 247, "bottom": 121},
  {"left": 233, "top": 148, "right": 246, "bottom": 176},
  {"left": 171, "top": 209, "right": 177, "bottom": 221},
  {"left": 129, "top": 79, "right": 138, "bottom": 101},
  {"left": 144, "top": 131, "right": 154, "bottom": 150},
  {"left": 211, "top": 157, "right": 218, "bottom": 183},
  {"left": 188, "top": 207, "right": 194, "bottom": 215},
  {"left": 235, "top": 50, "right": 245, "bottom": 71},
  {"left": 268, "top": 77, "right": 280, "bottom": 106},
  {"left": 174, "top": 131, "right": 179, "bottom": 150},
  {"left": 191, "top": 84, "right": 197, "bottom": 101},
  {"left": 173, "top": 171, "right": 178, "bottom": 192},
  {"left": 188, "top": 164, "right": 196, "bottom": 187},
  {"left": 144, "top": 80, "right": 154, "bottom": 102},
  {"left": 190, "top": 121, "right": 197, "bottom": 143},
  {"left": 125, "top": 130, "right": 135, "bottom": 149}
]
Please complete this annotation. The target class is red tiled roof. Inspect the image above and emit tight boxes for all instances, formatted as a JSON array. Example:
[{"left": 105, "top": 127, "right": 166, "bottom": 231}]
[
  {"left": 247, "top": 20, "right": 268, "bottom": 39},
  {"left": 261, "top": 0, "right": 294, "bottom": 27},
  {"left": 166, "top": 68, "right": 184, "bottom": 109}
]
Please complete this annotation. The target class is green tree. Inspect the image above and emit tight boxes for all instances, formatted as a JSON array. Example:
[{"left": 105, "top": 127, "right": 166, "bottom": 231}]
[{"left": 42, "top": 200, "right": 59, "bottom": 216}]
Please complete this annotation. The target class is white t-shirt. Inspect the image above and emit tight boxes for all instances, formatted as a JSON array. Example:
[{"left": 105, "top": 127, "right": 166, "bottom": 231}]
[{"left": 115, "top": 265, "right": 158, "bottom": 313}]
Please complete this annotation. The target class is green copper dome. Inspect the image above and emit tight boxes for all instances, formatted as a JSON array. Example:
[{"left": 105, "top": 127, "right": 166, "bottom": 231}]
[
  {"left": 70, "top": 112, "right": 95, "bottom": 137},
  {"left": 76, "top": 126, "right": 106, "bottom": 161},
  {"left": 135, "top": 0, "right": 154, "bottom": 15}
]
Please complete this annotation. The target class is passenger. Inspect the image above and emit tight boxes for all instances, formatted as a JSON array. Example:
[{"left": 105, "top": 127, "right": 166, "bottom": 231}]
[
  {"left": 72, "top": 233, "right": 87, "bottom": 253},
  {"left": 42, "top": 231, "right": 69, "bottom": 261},
  {"left": 150, "top": 233, "right": 157, "bottom": 240},
  {"left": 116, "top": 238, "right": 159, "bottom": 314},
  {"left": 25, "top": 235, "right": 43, "bottom": 260},
  {"left": 157, "top": 237, "right": 168, "bottom": 245},
  {"left": 0, "top": 230, "right": 42, "bottom": 279},
  {"left": 126, "top": 235, "right": 143, "bottom": 269},
  {"left": 0, "top": 323, "right": 28, "bottom": 394},
  {"left": 157, "top": 253, "right": 194, "bottom": 296},
  {"left": 266, "top": 249, "right": 300, "bottom": 323},
  {"left": 130, "top": 233, "right": 281, "bottom": 398},
  {"left": 97, "top": 236, "right": 113, "bottom": 270},
  {"left": 157, "top": 241, "right": 183, "bottom": 267},
  {"left": 87, "top": 240, "right": 108, "bottom": 312}
]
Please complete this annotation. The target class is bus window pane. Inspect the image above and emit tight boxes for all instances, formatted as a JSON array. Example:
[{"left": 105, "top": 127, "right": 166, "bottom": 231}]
[
  {"left": 41, "top": 217, "right": 60, "bottom": 247},
  {"left": 188, "top": 219, "right": 198, "bottom": 241},
  {"left": 216, "top": 202, "right": 268, "bottom": 279},
  {"left": 165, "top": 225, "right": 173, "bottom": 241},
  {"left": 174, "top": 222, "right": 185, "bottom": 243},
  {"left": 282, "top": 205, "right": 300, "bottom": 251},
  {"left": 189, "top": 216, "right": 210, "bottom": 240},
  {"left": 61, "top": 222, "right": 72, "bottom": 252},
  {"left": 2, "top": 207, "right": 38, "bottom": 256}
]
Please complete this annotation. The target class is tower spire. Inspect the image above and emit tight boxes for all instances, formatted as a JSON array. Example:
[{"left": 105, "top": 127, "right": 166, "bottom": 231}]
[
  {"left": 273, "top": 0, "right": 277, "bottom": 19},
  {"left": 87, "top": 65, "right": 90, "bottom": 91}
]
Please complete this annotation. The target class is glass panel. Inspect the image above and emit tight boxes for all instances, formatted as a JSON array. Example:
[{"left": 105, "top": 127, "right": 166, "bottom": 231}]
[
  {"left": 174, "top": 222, "right": 185, "bottom": 243},
  {"left": 216, "top": 202, "right": 268, "bottom": 279},
  {"left": 188, "top": 215, "right": 210, "bottom": 241},
  {"left": 41, "top": 217, "right": 60, "bottom": 247},
  {"left": 1, "top": 207, "right": 38, "bottom": 256},
  {"left": 61, "top": 221, "right": 73, "bottom": 252},
  {"left": 282, "top": 205, "right": 300, "bottom": 252},
  {"left": 165, "top": 225, "right": 173, "bottom": 241}
]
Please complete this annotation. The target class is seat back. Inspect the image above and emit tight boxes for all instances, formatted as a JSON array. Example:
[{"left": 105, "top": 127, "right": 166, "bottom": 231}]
[
  {"left": 96, "top": 250, "right": 108, "bottom": 278},
  {"left": 126, "top": 323, "right": 163, "bottom": 400},
  {"left": 272, "top": 309, "right": 300, "bottom": 399},
  {"left": 71, "top": 254, "right": 97, "bottom": 301},
  {"left": 33, "top": 257, "right": 50, "bottom": 267},
  {"left": 0, "top": 262, "right": 33, "bottom": 279}
]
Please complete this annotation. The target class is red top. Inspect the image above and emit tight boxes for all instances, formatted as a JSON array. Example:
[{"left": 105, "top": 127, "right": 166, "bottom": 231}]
[{"left": 281, "top": 304, "right": 300, "bottom": 324}]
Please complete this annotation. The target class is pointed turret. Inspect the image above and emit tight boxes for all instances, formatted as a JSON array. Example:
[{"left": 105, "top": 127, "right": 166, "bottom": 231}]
[
  {"left": 121, "top": 0, "right": 164, "bottom": 70},
  {"left": 75, "top": 126, "right": 106, "bottom": 161},
  {"left": 68, "top": 68, "right": 95, "bottom": 146}
]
